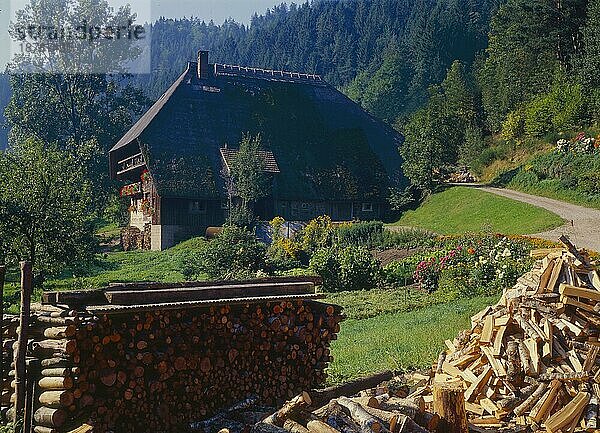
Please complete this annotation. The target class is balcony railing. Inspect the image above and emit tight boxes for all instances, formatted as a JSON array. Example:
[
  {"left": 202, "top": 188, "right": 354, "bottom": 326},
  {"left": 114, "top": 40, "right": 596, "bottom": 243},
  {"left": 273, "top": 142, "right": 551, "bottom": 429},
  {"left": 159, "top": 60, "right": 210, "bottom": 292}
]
[{"left": 117, "top": 153, "right": 145, "bottom": 175}]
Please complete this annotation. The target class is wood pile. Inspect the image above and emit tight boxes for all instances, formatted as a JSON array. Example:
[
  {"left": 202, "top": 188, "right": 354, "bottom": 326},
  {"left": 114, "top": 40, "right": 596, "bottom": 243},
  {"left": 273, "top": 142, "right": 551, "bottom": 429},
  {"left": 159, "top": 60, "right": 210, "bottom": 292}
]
[
  {"left": 420, "top": 237, "right": 600, "bottom": 432},
  {"left": 1, "top": 277, "right": 342, "bottom": 433},
  {"left": 245, "top": 238, "right": 600, "bottom": 433},
  {"left": 1, "top": 315, "right": 18, "bottom": 420},
  {"left": 201, "top": 371, "right": 439, "bottom": 433}
]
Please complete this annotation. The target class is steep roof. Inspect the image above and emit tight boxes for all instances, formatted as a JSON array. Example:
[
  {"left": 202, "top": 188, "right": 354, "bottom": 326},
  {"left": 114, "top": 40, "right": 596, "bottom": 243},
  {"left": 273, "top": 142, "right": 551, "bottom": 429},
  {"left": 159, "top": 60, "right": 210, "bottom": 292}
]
[{"left": 110, "top": 60, "right": 407, "bottom": 201}]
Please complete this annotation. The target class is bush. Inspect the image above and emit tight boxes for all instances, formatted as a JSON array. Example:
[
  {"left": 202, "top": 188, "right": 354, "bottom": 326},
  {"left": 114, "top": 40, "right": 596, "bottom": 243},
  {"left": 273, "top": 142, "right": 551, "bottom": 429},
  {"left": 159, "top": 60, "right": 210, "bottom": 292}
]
[
  {"left": 501, "top": 108, "right": 526, "bottom": 141},
  {"left": 183, "top": 226, "right": 267, "bottom": 280},
  {"left": 382, "top": 259, "right": 421, "bottom": 287},
  {"left": 309, "top": 246, "right": 380, "bottom": 292},
  {"left": 299, "top": 216, "right": 335, "bottom": 254},
  {"left": 227, "top": 205, "right": 257, "bottom": 229},
  {"left": 380, "top": 228, "right": 436, "bottom": 249},
  {"left": 524, "top": 94, "right": 554, "bottom": 138},
  {"left": 335, "top": 221, "right": 384, "bottom": 248}
]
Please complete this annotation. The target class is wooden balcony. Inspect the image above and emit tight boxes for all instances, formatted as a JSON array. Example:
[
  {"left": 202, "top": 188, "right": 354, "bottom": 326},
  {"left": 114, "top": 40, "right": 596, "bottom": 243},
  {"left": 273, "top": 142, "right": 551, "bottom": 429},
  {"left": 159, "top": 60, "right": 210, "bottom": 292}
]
[{"left": 117, "top": 153, "right": 145, "bottom": 176}]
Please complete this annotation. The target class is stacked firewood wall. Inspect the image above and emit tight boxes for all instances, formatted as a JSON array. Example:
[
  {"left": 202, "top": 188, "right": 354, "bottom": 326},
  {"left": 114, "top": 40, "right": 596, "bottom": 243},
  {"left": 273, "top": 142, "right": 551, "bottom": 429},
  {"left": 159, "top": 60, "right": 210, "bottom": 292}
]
[
  {"left": 2, "top": 315, "right": 18, "bottom": 420},
  {"left": 3, "top": 299, "right": 342, "bottom": 433}
]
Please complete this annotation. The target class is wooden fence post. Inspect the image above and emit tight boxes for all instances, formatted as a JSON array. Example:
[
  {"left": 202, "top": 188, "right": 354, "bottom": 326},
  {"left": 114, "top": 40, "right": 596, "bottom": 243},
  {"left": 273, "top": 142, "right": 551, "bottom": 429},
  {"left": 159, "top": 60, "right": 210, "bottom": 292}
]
[
  {"left": 23, "top": 358, "right": 39, "bottom": 433},
  {"left": 0, "top": 265, "right": 5, "bottom": 420},
  {"left": 14, "top": 262, "right": 32, "bottom": 428}
]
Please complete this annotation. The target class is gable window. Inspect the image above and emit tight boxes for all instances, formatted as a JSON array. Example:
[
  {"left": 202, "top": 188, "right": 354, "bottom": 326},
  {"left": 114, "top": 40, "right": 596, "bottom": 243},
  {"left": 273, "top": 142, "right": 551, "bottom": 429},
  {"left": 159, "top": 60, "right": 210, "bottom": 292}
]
[
  {"left": 362, "top": 203, "right": 374, "bottom": 212},
  {"left": 189, "top": 200, "right": 207, "bottom": 214}
]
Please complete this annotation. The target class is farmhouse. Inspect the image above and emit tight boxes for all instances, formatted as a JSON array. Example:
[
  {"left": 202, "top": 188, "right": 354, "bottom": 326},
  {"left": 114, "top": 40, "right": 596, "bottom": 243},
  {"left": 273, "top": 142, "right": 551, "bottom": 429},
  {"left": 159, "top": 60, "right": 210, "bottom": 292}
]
[{"left": 110, "top": 51, "right": 406, "bottom": 250}]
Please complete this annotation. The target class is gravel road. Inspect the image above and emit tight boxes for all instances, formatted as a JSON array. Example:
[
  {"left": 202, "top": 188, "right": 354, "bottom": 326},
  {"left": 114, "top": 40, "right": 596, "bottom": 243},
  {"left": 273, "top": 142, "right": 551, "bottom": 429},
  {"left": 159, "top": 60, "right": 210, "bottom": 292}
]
[{"left": 476, "top": 187, "right": 600, "bottom": 252}]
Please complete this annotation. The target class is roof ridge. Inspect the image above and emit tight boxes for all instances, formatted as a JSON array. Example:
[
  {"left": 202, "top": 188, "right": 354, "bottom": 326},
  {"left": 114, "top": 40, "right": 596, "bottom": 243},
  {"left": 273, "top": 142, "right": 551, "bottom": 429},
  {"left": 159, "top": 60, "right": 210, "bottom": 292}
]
[{"left": 214, "top": 63, "right": 323, "bottom": 83}]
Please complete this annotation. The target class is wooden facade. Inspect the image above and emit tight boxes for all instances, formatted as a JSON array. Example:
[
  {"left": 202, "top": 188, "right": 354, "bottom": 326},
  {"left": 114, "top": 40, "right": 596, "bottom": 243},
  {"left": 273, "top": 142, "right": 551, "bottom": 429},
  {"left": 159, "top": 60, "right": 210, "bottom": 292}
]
[{"left": 110, "top": 51, "right": 406, "bottom": 250}]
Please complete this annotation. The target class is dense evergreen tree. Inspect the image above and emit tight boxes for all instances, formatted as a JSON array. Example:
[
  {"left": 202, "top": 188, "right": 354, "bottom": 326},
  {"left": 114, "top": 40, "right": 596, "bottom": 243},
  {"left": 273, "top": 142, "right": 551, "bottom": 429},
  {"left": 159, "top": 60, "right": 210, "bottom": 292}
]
[
  {"left": 580, "top": 0, "right": 600, "bottom": 120},
  {"left": 478, "top": 0, "right": 587, "bottom": 131}
]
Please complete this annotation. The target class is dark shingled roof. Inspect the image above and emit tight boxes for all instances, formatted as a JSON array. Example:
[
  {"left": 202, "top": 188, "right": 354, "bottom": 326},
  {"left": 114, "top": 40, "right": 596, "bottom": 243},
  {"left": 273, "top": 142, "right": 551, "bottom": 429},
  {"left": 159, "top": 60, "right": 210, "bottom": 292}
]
[
  {"left": 220, "top": 147, "right": 281, "bottom": 174},
  {"left": 110, "top": 60, "right": 407, "bottom": 201}
]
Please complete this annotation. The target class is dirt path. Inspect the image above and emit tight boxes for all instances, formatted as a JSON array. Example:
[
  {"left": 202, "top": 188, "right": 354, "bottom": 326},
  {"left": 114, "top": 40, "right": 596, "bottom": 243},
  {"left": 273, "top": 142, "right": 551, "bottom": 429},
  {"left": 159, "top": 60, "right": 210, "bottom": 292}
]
[{"left": 474, "top": 186, "right": 600, "bottom": 252}]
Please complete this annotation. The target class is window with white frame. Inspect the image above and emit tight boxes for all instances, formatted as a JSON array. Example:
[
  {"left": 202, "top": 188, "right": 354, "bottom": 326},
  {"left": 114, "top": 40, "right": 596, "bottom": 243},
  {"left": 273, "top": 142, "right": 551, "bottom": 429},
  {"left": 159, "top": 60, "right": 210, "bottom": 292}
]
[{"left": 362, "top": 202, "right": 374, "bottom": 212}]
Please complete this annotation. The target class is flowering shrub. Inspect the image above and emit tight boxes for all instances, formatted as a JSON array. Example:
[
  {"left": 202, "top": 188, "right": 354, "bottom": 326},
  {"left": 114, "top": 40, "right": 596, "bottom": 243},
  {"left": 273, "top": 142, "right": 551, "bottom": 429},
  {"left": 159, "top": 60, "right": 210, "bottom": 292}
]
[
  {"left": 119, "top": 182, "right": 141, "bottom": 197},
  {"left": 141, "top": 169, "right": 152, "bottom": 183},
  {"left": 384, "top": 234, "right": 536, "bottom": 295},
  {"left": 556, "top": 132, "right": 598, "bottom": 154}
]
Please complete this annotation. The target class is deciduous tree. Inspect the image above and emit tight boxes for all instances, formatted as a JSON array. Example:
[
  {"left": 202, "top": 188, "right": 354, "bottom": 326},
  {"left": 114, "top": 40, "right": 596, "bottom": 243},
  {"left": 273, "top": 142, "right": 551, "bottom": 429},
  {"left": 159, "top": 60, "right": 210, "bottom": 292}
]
[{"left": 0, "top": 138, "right": 96, "bottom": 281}]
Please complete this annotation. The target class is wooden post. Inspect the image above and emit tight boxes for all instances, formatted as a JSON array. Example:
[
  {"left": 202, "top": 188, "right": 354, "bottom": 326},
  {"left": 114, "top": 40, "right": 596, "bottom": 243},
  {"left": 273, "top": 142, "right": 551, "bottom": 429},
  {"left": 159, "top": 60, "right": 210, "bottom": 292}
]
[
  {"left": 433, "top": 378, "right": 469, "bottom": 433},
  {"left": 14, "top": 262, "right": 33, "bottom": 427},
  {"left": 23, "top": 358, "right": 39, "bottom": 433},
  {"left": 0, "top": 265, "right": 5, "bottom": 417}
]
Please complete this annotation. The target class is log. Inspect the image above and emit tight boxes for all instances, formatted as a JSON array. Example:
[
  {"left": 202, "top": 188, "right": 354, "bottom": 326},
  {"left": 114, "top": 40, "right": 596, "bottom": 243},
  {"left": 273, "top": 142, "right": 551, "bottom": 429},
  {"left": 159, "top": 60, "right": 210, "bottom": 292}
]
[
  {"left": 33, "top": 406, "right": 66, "bottom": 428},
  {"left": 283, "top": 419, "right": 310, "bottom": 433},
  {"left": 584, "top": 394, "right": 598, "bottom": 432},
  {"left": 545, "top": 391, "right": 590, "bottom": 433},
  {"left": 513, "top": 382, "right": 548, "bottom": 417},
  {"left": 312, "top": 401, "right": 361, "bottom": 433},
  {"left": 253, "top": 423, "right": 290, "bottom": 433},
  {"left": 518, "top": 339, "right": 535, "bottom": 377},
  {"left": 336, "top": 397, "right": 382, "bottom": 433},
  {"left": 38, "top": 377, "right": 74, "bottom": 390},
  {"left": 33, "top": 427, "right": 58, "bottom": 433},
  {"left": 264, "top": 392, "right": 312, "bottom": 426},
  {"left": 39, "top": 391, "right": 74, "bottom": 408},
  {"left": 432, "top": 379, "right": 468, "bottom": 433},
  {"left": 43, "top": 326, "right": 76, "bottom": 339},
  {"left": 505, "top": 340, "right": 521, "bottom": 382},
  {"left": 310, "top": 372, "right": 393, "bottom": 408},
  {"left": 377, "top": 399, "right": 422, "bottom": 419},
  {"left": 41, "top": 368, "right": 78, "bottom": 378},
  {"left": 307, "top": 420, "right": 341, "bottom": 433},
  {"left": 361, "top": 406, "right": 399, "bottom": 431},
  {"left": 394, "top": 414, "right": 430, "bottom": 433}
]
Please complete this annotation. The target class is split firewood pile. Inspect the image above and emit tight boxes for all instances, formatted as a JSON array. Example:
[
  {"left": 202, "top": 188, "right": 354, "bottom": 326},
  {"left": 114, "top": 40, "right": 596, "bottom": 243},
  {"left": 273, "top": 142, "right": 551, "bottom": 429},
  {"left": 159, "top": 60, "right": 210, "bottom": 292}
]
[
  {"left": 243, "top": 237, "right": 600, "bottom": 433},
  {"left": 1, "top": 277, "right": 343, "bottom": 433},
  {"left": 424, "top": 238, "right": 600, "bottom": 432}
]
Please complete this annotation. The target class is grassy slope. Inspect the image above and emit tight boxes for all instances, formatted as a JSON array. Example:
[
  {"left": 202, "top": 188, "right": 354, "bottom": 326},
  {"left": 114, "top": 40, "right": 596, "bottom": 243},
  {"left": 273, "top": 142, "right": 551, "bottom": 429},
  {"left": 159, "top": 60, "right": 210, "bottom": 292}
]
[
  {"left": 502, "top": 181, "right": 600, "bottom": 210},
  {"left": 325, "top": 292, "right": 497, "bottom": 383},
  {"left": 392, "top": 186, "right": 563, "bottom": 235},
  {"left": 477, "top": 133, "right": 600, "bottom": 210}
]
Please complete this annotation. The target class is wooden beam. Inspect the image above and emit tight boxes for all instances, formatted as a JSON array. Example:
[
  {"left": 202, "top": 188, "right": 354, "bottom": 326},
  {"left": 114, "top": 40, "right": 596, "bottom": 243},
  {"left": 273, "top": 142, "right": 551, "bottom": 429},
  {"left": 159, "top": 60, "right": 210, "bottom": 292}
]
[
  {"left": 43, "top": 276, "right": 323, "bottom": 306},
  {"left": 105, "top": 282, "right": 315, "bottom": 305}
]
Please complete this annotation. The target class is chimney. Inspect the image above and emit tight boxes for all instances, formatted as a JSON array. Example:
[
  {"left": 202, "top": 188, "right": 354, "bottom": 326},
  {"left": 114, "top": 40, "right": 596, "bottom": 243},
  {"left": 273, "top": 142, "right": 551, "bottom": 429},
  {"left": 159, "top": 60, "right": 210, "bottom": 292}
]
[{"left": 198, "top": 50, "right": 209, "bottom": 79}]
